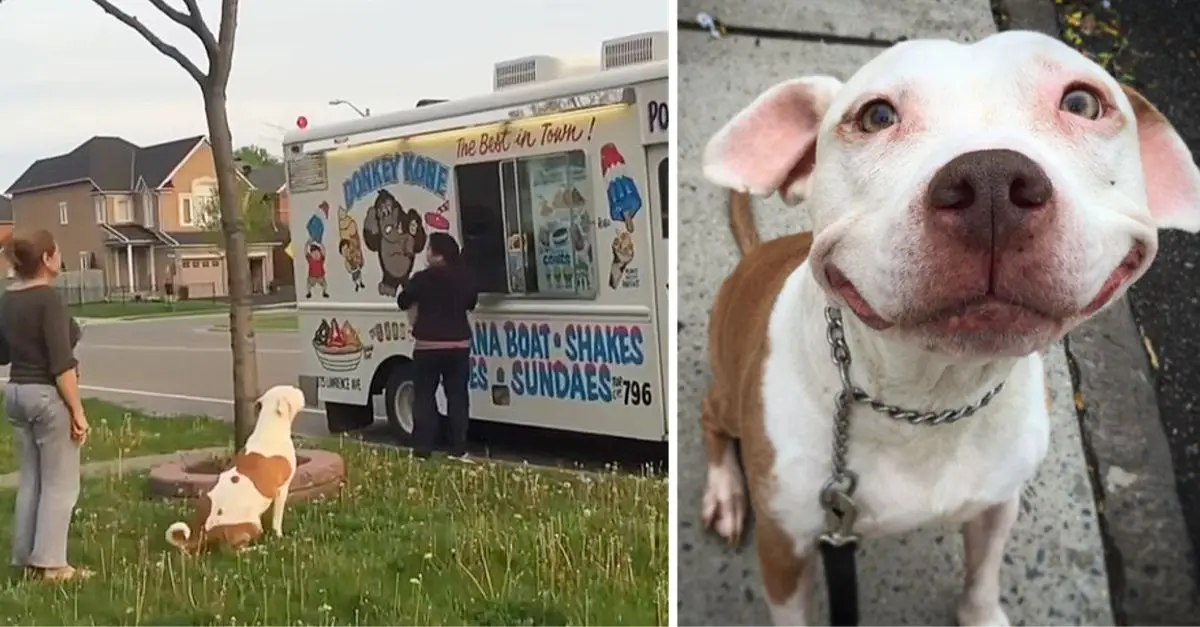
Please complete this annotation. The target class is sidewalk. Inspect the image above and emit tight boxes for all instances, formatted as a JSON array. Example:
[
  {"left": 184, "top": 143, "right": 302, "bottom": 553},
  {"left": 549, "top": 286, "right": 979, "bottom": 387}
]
[{"left": 675, "top": 0, "right": 1113, "bottom": 624}]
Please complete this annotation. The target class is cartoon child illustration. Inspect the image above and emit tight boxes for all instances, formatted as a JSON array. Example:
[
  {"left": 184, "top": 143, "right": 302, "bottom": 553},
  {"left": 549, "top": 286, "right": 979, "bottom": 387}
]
[
  {"left": 304, "top": 213, "right": 329, "bottom": 299},
  {"left": 362, "top": 190, "right": 427, "bottom": 297},
  {"left": 337, "top": 206, "right": 366, "bottom": 291}
]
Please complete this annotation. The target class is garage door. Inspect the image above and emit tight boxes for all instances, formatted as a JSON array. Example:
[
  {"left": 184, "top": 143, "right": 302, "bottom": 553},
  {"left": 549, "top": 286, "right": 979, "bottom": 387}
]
[{"left": 179, "top": 256, "right": 225, "bottom": 298}]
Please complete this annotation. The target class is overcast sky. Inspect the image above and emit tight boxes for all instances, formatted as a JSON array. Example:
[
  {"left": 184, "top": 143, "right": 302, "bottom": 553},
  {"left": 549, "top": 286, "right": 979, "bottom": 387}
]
[{"left": 0, "top": 0, "right": 668, "bottom": 189}]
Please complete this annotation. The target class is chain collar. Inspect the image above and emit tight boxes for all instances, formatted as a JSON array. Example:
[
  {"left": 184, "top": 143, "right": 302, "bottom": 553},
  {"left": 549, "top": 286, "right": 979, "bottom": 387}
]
[{"left": 818, "top": 305, "right": 1007, "bottom": 546}]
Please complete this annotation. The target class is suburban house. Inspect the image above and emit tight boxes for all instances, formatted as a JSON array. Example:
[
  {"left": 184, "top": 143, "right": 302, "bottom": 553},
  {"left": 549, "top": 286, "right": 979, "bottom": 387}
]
[
  {"left": 0, "top": 195, "right": 12, "bottom": 275},
  {"left": 5, "top": 135, "right": 283, "bottom": 299},
  {"left": 244, "top": 163, "right": 294, "bottom": 287}
]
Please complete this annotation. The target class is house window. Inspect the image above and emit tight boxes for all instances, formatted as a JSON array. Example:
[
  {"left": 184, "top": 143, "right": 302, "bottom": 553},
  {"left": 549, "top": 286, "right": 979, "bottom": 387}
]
[
  {"left": 93, "top": 197, "right": 105, "bottom": 224},
  {"left": 180, "top": 196, "right": 194, "bottom": 226},
  {"left": 115, "top": 197, "right": 132, "bottom": 223},
  {"left": 142, "top": 192, "right": 155, "bottom": 227},
  {"left": 58, "top": 201, "right": 68, "bottom": 225},
  {"left": 454, "top": 149, "right": 596, "bottom": 299}
]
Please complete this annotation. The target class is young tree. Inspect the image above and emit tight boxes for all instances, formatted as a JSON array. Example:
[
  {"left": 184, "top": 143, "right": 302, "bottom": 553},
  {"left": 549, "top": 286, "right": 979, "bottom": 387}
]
[
  {"left": 194, "top": 180, "right": 283, "bottom": 248},
  {"left": 90, "top": 0, "right": 259, "bottom": 449}
]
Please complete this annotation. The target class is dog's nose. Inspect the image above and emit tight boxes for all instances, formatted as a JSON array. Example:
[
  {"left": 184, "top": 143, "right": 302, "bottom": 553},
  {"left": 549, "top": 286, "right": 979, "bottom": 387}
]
[{"left": 926, "top": 149, "right": 1054, "bottom": 251}]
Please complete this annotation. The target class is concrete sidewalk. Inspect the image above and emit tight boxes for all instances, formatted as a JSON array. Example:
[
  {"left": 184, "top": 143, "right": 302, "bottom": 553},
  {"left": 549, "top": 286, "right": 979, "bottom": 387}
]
[{"left": 675, "top": 0, "right": 1113, "bottom": 624}]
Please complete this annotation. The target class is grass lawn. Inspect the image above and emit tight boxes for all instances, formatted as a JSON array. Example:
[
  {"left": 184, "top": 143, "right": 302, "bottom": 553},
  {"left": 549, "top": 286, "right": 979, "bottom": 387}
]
[
  {"left": 0, "top": 427, "right": 667, "bottom": 625},
  {"left": 69, "top": 300, "right": 226, "bottom": 319},
  {"left": 211, "top": 312, "right": 298, "bottom": 333},
  {"left": 0, "top": 398, "right": 233, "bottom": 475}
]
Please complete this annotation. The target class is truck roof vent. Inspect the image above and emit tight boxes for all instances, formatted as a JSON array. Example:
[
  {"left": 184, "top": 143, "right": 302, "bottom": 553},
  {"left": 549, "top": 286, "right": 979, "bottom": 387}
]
[
  {"left": 494, "top": 55, "right": 568, "bottom": 91},
  {"left": 601, "top": 31, "right": 668, "bottom": 70}
]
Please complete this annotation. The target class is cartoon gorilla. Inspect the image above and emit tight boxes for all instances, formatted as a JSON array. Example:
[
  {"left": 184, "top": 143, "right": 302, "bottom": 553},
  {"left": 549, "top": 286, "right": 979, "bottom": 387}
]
[{"left": 362, "top": 190, "right": 426, "bottom": 297}]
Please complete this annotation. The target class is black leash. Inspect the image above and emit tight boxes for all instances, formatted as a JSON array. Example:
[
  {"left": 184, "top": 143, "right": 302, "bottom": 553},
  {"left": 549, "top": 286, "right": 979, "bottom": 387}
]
[
  {"left": 818, "top": 308, "right": 1007, "bottom": 626},
  {"left": 820, "top": 541, "right": 861, "bottom": 626}
]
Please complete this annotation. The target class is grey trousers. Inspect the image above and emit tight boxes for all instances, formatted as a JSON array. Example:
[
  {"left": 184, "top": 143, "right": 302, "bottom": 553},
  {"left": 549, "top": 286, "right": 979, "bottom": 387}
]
[{"left": 4, "top": 383, "right": 81, "bottom": 569}]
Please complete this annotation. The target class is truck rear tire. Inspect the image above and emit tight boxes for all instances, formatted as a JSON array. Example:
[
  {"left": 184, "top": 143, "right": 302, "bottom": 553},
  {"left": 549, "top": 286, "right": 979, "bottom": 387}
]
[
  {"left": 383, "top": 362, "right": 417, "bottom": 439},
  {"left": 325, "top": 401, "right": 372, "bottom": 434}
]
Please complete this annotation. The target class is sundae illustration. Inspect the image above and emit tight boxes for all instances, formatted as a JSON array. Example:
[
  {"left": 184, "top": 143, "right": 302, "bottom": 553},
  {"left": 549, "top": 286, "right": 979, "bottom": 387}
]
[
  {"left": 312, "top": 318, "right": 371, "bottom": 372},
  {"left": 304, "top": 212, "right": 329, "bottom": 299},
  {"left": 337, "top": 206, "right": 366, "bottom": 291},
  {"left": 609, "top": 230, "right": 635, "bottom": 289},
  {"left": 600, "top": 143, "right": 642, "bottom": 233}
]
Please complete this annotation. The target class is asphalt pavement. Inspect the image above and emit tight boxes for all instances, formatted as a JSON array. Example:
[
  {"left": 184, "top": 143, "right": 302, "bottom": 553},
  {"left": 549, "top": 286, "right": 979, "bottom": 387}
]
[
  {"left": 0, "top": 313, "right": 663, "bottom": 472},
  {"left": 1068, "top": 0, "right": 1200, "bottom": 602},
  {"left": 676, "top": 0, "right": 1111, "bottom": 623}
]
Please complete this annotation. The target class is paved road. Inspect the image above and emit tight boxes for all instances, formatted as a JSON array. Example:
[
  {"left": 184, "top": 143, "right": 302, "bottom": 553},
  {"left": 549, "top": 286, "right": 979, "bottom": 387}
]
[
  {"left": 0, "top": 314, "right": 663, "bottom": 471},
  {"left": 676, "top": 0, "right": 1111, "bottom": 624}
]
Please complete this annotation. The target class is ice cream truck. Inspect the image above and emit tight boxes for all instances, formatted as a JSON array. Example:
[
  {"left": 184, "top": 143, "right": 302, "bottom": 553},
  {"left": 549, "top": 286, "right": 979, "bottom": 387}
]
[{"left": 282, "top": 31, "right": 669, "bottom": 444}]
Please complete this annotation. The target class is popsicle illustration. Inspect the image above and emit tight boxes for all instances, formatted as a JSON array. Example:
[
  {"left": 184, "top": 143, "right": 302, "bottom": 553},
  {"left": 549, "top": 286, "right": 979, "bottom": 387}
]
[{"left": 601, "top": 143, "right": 642, "bottom": 233}]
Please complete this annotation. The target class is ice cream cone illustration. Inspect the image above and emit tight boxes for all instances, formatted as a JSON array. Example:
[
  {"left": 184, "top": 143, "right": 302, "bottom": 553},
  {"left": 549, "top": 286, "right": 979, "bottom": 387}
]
[
  {"left": 609, "top": 230, "right": 635, "bottom": 289},
  {"left": 601, "top": 143, "right": 643, "bottom": 233}
]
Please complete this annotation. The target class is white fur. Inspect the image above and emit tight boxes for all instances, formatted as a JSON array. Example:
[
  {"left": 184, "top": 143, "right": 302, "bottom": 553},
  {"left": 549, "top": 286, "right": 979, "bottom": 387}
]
[
  {"left": 166, "top": 385, "right": 306, "bottom": 550},
  {"left": 699, "top": 30, "right": 1200, "bottom": 626}
]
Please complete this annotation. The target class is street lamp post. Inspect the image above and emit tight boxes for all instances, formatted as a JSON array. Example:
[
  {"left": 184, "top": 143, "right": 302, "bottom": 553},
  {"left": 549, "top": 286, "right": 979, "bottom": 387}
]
[{"left": 329, "top": 99, "right": 370, "bottom": 118}]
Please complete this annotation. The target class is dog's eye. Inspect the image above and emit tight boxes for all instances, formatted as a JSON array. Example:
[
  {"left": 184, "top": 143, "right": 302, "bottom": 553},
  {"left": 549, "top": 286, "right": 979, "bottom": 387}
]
[
  {"left": 857, "top": 100, "right": 899, "bottom": 133},
  {"left": 1060, "top": 87, "right": 1102, "bottom": 120}
]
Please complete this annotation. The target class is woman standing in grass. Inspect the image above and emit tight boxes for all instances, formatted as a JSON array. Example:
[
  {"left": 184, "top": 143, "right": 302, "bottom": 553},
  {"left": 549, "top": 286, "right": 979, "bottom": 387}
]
[
  {"left": 397, "top": 232, "right": 478, "bottom": 459},
  {"left": 0, "top": 229, "right": 90, "bottom": 583}
]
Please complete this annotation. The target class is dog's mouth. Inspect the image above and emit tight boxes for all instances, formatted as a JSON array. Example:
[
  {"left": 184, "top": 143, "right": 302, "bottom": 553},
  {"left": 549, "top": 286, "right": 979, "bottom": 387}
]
[
  {"left": 1080, "top": 244, "right": 1145, "bottom": 316},
  {"left": 826, "top": 266, "right": 894, "bottom": 330},
  {"left": 826, "top": 243, "right": 1145, "bottom": 336}
]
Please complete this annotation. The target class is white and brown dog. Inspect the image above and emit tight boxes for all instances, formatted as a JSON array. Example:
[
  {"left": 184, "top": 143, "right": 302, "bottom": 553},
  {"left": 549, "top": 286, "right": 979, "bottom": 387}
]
[
  {"left": 166, "top": 385, "right": 307, "bottom": 554},
  {"left": 699, "top": 30, "right": 1200, "bottom": 626}
]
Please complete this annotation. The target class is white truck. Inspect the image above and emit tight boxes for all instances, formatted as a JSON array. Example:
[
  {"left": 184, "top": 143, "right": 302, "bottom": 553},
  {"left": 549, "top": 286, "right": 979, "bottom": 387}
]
[{"left": 282, "top": 31, "right": 669, "bottom": 444}]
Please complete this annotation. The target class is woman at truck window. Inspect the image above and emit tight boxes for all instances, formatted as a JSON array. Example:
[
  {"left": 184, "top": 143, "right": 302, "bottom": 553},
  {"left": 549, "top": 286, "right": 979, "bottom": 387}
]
[
  {"left": 0, "top": 229, "right": 90, "bottom": 583},
  {"left": 397, "top": 232, "right": 478, "bottom": 458}
]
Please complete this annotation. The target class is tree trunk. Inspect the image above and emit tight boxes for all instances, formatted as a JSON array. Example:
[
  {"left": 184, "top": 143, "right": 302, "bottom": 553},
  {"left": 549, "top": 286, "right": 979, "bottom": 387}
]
[{"left": 204, "top": 85, "right": 259, "bottom": 451}]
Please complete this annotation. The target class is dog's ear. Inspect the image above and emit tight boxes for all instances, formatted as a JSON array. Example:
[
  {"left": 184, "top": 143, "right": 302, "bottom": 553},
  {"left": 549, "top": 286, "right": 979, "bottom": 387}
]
[
  {"left": 1121, "top": 85, "right": 1200, "bottom": 233},
  {"left": 703, "top": 76, "right": 842, "bottom": 206}
]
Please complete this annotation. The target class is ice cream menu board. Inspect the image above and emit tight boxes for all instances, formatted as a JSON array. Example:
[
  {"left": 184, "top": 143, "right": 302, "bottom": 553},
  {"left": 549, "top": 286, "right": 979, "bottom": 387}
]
[{"left": 525, "top": 154, "right": 594, "bottom": 295}]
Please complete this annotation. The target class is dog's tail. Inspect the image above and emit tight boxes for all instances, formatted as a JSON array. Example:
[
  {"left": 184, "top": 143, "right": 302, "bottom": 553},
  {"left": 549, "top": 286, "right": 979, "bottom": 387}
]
[
  {"left": 728, "top": 189, "right": 761, "bottom": 256},
  {"left": 165, "top": 522, "right": 194, "bottom": 552}
]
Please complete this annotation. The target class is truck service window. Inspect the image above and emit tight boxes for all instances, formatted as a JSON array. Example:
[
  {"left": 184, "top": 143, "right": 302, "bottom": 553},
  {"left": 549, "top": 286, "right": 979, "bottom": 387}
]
[{"left": 454, "top": 149, "right": 598, "bottom": 299}]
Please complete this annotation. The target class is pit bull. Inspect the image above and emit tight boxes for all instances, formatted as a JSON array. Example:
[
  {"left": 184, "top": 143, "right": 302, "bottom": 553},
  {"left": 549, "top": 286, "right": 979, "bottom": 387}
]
[
  {"left": 166, "top": 385, "right": 306, "bottom": 554},
  {"left": 698, "top": 29, "right": 1200, "bottom": 626}
]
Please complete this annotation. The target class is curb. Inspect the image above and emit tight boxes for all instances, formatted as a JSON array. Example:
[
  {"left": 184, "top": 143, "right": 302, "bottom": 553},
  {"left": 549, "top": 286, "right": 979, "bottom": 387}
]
[{"left": 995, "top": 1, "right": 1200, "bottom": 623}]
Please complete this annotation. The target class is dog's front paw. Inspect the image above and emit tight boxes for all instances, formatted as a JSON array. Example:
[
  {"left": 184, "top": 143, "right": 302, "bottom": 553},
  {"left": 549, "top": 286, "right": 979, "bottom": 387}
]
[
  {"left": 272, "top": 528, "right": 283, "bottom": 538},
  {"left": 956, "top": 601, "right": 1010, "bottom": 627},
  {"left": 701, "top": 469, "right": 746, "bottom": 545}
]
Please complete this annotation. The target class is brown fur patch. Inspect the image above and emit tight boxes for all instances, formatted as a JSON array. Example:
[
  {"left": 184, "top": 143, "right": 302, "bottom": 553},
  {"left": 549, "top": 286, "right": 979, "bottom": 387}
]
[
  {"left": 204, "top": 522, "right": 262, "bottom": 551},
  {"left": 1121, "top": 84, "right": 1166, "bottom": 127},
  {"left": 235, "top": 452, "right": 293, "bottom": 499},
  {"left": 702, "top": 227, "right": 815, "bottom": 602}
]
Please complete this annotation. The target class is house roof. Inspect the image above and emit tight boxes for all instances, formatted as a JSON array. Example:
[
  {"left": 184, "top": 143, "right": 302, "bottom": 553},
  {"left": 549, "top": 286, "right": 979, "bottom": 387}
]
[
  {"left": 245, "top": 164, "right": 286, "bottom": 193},
  {"left": 0, "top": 195, "right": 12, "bottom": 223},
  {"left": 5, "top": 135, "right": 206, "bottom": 196}
]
